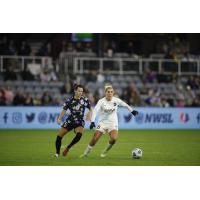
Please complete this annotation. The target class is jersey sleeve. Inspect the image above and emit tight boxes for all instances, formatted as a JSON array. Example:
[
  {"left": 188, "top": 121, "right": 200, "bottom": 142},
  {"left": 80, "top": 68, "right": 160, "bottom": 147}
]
[
  {"left": 62, "top": 99, "right": 70, "bottom": 111},
  {"left": 117, "top": 98, "right": 133, "bottom": 112},
  {"left": 91, "top": 99, "right": 102, "bottom": 122}
]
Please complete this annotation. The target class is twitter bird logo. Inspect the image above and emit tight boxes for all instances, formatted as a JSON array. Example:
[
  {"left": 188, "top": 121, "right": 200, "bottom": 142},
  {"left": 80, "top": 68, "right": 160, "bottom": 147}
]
[
  {"left": 124, "top": 113, "right": 133, "bottom": 122},
  {"left": 26, "top": 113, "right": 35, "bottom": 123}
]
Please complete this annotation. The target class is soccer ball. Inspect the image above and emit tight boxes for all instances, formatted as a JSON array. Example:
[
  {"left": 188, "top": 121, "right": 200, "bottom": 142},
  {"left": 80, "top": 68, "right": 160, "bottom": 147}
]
[{"left": 132, "top": 148, "right": 142, "bottom": 159}]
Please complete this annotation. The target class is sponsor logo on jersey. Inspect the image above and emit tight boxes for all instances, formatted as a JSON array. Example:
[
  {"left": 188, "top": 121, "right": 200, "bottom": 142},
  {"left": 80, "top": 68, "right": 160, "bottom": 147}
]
[
  {"left": 103, "top": 104, "right": 115, "bottom": 113},
  {"left": 73, "top": 105, "right": 81, "bottom": 110},
  {"left": 104, "top": 108, "right": 115, "bottom": 113}
]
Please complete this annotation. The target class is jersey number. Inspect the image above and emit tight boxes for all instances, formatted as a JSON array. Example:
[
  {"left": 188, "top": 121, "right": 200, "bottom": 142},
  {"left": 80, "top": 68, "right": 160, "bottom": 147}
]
[{"left": 97, "top": 125, "right": 101, "bottom": 129}]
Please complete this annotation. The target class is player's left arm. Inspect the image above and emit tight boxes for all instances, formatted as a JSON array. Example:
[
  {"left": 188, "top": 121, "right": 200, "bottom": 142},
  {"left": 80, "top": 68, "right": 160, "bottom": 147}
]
[{"left": 118, "top": 98, "right": 139, "bottom": 116}]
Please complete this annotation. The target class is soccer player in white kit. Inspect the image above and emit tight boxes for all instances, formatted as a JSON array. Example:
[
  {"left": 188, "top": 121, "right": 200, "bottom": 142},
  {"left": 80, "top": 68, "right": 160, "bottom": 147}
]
[{"left": 81, "top": 84, "right": 139, "bottom": 157}]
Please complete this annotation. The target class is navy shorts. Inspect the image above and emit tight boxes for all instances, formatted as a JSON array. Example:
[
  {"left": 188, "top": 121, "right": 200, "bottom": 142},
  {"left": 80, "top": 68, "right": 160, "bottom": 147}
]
[{"left": 61, "top": 120, "right": 85, "bottom": 131}]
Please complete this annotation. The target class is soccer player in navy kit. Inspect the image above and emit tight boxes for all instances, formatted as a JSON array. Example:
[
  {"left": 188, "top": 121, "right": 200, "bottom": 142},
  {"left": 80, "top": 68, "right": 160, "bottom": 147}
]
[{"left": 54, "top": 84, "right": 92, "bottom": 157}]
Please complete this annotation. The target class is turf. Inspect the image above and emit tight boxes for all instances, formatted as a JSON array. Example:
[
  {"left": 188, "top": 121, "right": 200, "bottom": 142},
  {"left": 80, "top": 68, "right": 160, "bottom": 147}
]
[{"left": 0, "top": 129, "right": 200, "bottom": 166}]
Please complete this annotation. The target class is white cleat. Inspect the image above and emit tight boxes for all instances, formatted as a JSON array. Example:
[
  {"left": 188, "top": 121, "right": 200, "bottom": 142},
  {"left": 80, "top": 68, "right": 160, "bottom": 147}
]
[
  {"left": 100, "top": 153, "right": 107, "bottom": 158},
  {"left": 54, "top": 153, "right": 59, "bottom": 158}
]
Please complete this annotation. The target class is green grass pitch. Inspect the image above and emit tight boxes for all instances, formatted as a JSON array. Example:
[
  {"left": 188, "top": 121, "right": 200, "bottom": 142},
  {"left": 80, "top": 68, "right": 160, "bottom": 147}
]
[{"left": 0, "top": 129, "right": 200, "bottom": 166}]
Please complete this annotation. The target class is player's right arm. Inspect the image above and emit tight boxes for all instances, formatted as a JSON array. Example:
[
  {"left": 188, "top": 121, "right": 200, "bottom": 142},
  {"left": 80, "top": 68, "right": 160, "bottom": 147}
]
[
  {"left": 57, "top": 100, "right": 69, "bottom": 124},
  {"left": 57, "top": 109, "right": 66, "bottom": 124}
]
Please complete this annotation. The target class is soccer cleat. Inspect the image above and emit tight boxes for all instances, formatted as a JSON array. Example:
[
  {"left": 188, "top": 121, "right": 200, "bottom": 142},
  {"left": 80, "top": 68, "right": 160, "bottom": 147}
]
[
  {"left": 54, "top": 153, "right": 59, "bottom": 158},
  {"left": 62, "top": 148, "right": 69, "bottom": 156},
  {"left": 100, "top": 153, "right": 107, "bottom": 158}
]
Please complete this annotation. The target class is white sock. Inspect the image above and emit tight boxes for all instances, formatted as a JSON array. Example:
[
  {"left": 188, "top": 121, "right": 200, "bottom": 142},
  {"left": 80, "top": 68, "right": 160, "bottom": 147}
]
[{"left": 84, "top": 145, "right": 93, "bottom": 155}]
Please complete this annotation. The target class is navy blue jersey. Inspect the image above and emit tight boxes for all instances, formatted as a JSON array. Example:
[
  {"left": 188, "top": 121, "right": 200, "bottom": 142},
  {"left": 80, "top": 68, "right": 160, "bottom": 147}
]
[{"left": 63, "top": 96, "right": 91, "bottom": 123}]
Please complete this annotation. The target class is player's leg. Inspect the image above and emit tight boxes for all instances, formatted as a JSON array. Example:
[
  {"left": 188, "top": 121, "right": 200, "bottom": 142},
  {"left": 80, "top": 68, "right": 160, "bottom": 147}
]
[
  {"left": 62, "top": 126, "right": 84, "bottom": 156},
  {"left": 81, "top": 130, "right": 103, "bottom": 157},
  {"left": 100, "top": 129, "right": 118, "bottom": 157},
  {"left": 89, "top": 130, "right": 103, "bottom": 146},
  {"left": 55, "top": 127, "right": 69, "bottom": 157}
]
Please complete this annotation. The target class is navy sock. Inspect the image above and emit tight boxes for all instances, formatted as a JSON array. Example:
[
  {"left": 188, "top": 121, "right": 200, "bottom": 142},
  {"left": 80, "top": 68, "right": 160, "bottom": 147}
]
[
  {"left": 55, "top": 136, "right": 62, "bottom": 154},
  {"left": 67, "top": 132, "right": 82, "bottom": 149}
]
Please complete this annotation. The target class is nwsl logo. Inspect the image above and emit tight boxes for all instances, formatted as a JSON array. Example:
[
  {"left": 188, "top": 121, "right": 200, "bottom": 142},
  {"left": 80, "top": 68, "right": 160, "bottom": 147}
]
[
  {"left": 134, "top": 113, "right": 173, "bottom": 124},
  {"left": 180, "top": 113, "right": 189, "bottom": 123}
]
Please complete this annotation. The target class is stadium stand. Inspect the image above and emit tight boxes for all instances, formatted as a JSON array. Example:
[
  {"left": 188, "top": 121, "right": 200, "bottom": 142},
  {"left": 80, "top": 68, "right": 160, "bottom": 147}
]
[{"left": 0, "top": 34, "right": 200, "bottom": 107}]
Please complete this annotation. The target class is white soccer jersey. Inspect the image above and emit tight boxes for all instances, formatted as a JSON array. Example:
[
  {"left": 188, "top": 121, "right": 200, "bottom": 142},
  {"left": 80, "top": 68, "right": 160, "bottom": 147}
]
[{"left": 91, "top": 96, "right": 133, "bottom": 126}]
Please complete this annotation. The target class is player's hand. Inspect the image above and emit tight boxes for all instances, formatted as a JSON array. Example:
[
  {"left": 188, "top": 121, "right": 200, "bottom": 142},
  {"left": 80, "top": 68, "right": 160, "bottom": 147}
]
[
  {"left": 131, "top": 110, "right": 139, "bottom": 116},
  {"left": 57, "top": 118, "right": 62, "bottom": 125},
  {"left": 90, "top": 122, "right": 95, "bottom": 130}
]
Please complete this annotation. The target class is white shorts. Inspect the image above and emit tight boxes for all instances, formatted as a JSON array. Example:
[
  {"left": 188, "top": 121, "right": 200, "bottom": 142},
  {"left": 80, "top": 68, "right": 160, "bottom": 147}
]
[{"left": 96, "top": 122, "right": 118, "bottom": 134}]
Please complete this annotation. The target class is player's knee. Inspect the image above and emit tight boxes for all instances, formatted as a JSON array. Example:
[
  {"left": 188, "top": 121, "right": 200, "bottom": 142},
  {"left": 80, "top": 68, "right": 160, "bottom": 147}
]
[
  {"left": 89, "top": 141, "right": 95, "bottom": 146},
  {"left": 56, "top": 135, "right": 62, "bottom": 141},
  {"left": 57, "top": 133, "right": 63, "bottom": 138},
  {"left": 58, "top": 129, "right": 66, "bottom": 137}
]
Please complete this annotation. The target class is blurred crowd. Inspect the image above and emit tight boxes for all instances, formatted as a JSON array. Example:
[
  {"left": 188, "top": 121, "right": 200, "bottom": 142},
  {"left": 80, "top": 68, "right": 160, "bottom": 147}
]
[
  {"left": 0, "top": 34, "right": 200, "bottom": 108},
  {"left": 0, "top": 72, "right": 199, "bottom": 107},
  {"left": 1, "top": 34, "right": 195, "bottom": 59},
  {"left": 0, "top": 35, "right": 94, "bottom": 58},
  {"left": 2, "top": 62, "right": 58, "bottom": 82},
  {"left": 84, "top": 72, "right": 200, "bottom": 108},
  {"left": 0, "top": 88, "right": 61, "bottom": 106},
  {"left": 0, "top": 36, "right": 31, "bottom": 56}
]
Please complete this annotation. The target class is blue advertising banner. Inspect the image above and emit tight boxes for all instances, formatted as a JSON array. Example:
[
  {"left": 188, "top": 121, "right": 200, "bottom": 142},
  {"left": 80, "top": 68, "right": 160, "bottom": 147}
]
[
  {"left": 0, "top": 107, "right": 62, "bottom": 129},
  {"left": 0, "top": 107, "right": 200, "bottom": 129},
  {"left": 118, "top": 107, "right": 200, "bottom": 129}
]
